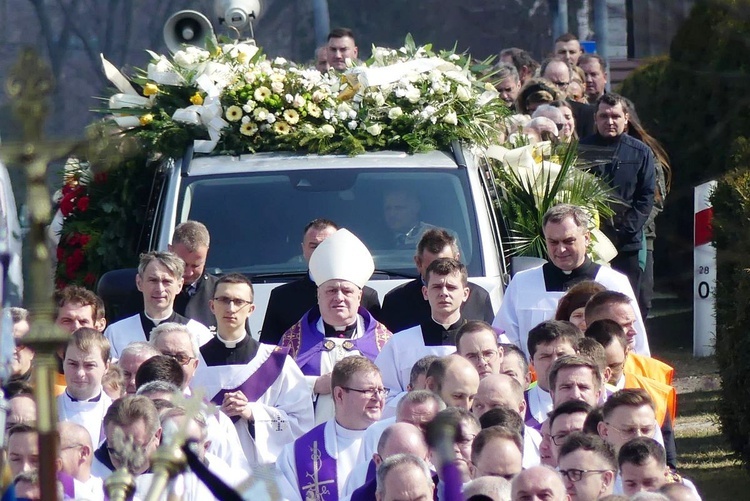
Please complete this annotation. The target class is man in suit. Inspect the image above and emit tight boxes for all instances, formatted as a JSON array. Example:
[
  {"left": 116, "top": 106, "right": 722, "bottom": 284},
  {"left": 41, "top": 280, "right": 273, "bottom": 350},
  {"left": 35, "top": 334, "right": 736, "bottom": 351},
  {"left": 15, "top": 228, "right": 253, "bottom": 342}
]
[
  {"left": 379, "top": 228, "right": 494, "bottom": 334},
  {"left": 260, "top": 219, "right": 381, "bottom": 344},
  {"left": 169, "top": 220, "right": 218, "bottom": 328}
]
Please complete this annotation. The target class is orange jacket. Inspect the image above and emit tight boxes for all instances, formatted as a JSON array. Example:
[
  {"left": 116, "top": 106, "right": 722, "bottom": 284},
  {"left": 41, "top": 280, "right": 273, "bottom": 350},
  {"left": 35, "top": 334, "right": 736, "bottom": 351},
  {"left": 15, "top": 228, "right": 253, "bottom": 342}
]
[
  {"left": 624, "top": 353, "right": 674, "bottom": 385},
  {"left": 623, "top": 372, "right": 677, "bottom": 426}
]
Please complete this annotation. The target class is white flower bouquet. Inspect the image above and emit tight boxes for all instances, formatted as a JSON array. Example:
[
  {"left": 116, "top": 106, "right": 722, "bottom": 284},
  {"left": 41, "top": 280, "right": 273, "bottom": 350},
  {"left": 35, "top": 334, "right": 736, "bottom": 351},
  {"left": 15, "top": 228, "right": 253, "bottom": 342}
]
[{"left": 102, "top": 35, "right": 508, "bottom": 157}]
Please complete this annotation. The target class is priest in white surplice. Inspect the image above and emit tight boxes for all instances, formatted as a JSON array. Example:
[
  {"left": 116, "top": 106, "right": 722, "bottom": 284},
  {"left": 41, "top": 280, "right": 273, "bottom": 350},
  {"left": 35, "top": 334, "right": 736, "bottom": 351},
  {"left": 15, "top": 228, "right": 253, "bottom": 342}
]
[
  {"left": 375, "top": 257, "right": 469, "bottom": 416},
  {"left": 190, "top": 273, "right": 314, "bottom": 466},
  {"left": 57, "top": 328, "right": 113, "bottom": 448},
  {"left": 493, "top": 204, "right": 650, "bottom": 360},
  {"left": 276, "top": 356, "right": 386, "bottom": 501},
  {"left": 280, "top": 229, "right": 392, "bottom": 425},
  {"left": 104, "top": 251, "right": 212, "bottom": 358}
]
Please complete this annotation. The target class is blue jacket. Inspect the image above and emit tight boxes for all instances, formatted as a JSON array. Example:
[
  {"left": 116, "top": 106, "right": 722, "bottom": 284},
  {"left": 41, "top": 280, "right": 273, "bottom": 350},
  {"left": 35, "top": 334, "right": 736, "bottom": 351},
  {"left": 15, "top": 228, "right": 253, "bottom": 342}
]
[{"left": 580, "top": 133, "right": 656, "bottom": 252}]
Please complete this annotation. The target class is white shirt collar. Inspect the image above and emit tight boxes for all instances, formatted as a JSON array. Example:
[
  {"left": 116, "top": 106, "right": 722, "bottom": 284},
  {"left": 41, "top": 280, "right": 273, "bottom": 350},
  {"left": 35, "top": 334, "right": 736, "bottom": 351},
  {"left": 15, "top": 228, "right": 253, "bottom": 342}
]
[{"left": 216, "top": 330, "right": 247, "bottom": 349}]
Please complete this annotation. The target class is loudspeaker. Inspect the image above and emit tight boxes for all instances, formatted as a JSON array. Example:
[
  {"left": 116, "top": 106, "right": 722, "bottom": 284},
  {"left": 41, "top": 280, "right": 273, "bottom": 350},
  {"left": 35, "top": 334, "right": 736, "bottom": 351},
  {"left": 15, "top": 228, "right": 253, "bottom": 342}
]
[{"left": 163, "top": 10, "right": 216, "bottom": 54}]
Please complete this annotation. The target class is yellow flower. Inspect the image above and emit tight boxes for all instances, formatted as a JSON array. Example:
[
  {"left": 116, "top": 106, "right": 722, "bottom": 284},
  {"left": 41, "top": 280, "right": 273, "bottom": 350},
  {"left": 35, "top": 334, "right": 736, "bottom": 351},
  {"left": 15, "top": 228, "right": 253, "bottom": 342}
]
[
  {"left": 240, "top": 122, "right": 258, "bottom": 136},
  {"left": 143, "top": 83, "right": 159, "bottom": 96},
  {"left": 225, "top": 105, "right": 243, "bottom": 122},
  {"left": 190, "top": 92, "right": 204, "bottom": 105},
  {"left": 274, "top": 121, "right": 291, "bottom": 135},
  {"left": 283, "top": 109, "right": 300, "bottom": 124},
  {"left": 254, "top": 86, "right": 272, "bottom": 101},
  {"left": 139, "top": 114, "right": 154, "bottom": 125}
]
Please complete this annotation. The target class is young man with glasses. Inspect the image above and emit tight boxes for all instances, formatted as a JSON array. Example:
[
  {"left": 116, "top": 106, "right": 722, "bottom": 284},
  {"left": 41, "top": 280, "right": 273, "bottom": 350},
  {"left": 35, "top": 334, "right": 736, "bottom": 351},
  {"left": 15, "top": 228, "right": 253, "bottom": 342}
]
[
  {"left": 189, "top": 273, "right": 313, "bottom": 466},
  {"left": 277, "top": 356, "right": 386, "bottom": 500},
  {"left": 597, "top": 389, "right": 661, "bottom": 458},
  {"left": 547, "top": 400, "right": 594, "bottom": 466},
  {"left": 456, "top": 321, "right": 504, "bottom": 379},
  {"left": 557, "top": 432, "right": 617, "bottom": 501}
]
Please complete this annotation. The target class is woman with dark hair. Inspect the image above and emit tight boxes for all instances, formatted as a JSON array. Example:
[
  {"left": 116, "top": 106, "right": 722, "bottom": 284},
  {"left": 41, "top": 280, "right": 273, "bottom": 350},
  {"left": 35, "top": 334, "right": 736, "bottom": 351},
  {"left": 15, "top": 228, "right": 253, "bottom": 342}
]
[
  {"left": 555, "top": 280, "right": 607, "bottom": 331},
  {"left": 622, "top": 98, "right": 672, "bottom": 319}
]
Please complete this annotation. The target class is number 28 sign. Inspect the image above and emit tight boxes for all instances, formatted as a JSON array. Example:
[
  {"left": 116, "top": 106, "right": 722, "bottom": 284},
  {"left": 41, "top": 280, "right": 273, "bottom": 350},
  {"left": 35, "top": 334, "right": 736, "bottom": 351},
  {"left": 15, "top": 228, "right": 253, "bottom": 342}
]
[{"left": 694, "top": 181, "right": 716, "bottom": 357}]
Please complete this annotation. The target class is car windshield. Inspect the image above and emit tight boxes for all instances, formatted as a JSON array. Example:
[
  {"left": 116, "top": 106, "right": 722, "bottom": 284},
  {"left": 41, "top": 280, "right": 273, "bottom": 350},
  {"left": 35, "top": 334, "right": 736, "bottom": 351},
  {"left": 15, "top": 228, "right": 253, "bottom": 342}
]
[{"left": 177, "top": 167, "right": 483, "bottom": 281}]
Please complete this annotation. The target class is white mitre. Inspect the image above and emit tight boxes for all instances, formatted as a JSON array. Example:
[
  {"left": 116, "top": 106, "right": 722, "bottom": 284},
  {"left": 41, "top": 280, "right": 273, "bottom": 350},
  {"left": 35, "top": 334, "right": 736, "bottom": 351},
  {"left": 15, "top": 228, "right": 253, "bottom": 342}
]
[{"left": 309, "top": 228, "right": 375, "bottom": 288}]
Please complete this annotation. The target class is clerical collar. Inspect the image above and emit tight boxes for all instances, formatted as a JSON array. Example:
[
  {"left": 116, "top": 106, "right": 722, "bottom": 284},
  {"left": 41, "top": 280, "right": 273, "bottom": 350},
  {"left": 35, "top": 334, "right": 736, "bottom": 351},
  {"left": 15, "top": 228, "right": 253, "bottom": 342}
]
[
  {"left": 216, "top": 330, "right": 247, "bottom": 348},
  {"left": 66, "top": 389, "right": 102, "bottom": 403},
  {"left": 324, "top": 322, "right": 357, "bottom": 338},
  {"left": 420, "top": 317, "right": 467, "bottom": 346},
  {"left": 144, "top": 310, "right": 174, "bottom": 324},
  {"left": 542, "top": 256, "right": 601, "bottom": 292}
]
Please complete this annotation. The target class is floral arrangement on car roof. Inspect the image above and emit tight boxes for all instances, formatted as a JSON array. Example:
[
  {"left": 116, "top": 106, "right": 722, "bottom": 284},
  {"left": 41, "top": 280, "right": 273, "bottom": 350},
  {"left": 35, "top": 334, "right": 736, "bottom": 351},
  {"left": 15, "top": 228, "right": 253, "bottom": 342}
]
[{"left": 104, "top": 35, "right": 508, "bottom": 158}]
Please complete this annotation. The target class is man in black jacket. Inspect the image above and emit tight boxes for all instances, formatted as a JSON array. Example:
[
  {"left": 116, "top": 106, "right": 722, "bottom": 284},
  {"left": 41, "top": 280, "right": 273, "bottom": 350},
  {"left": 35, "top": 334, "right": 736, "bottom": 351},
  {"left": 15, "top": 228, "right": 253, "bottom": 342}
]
[
  {"left": 260, "top": 218, "right": 381, "bottom": 344},
  {"left": 379, "top": 228, "right": 494, "bottom": 334},
  {"left": 170, "top": 220, "right": 219, "bottom": 328},
  {"left": 580, "top": 93, "right": 655, "bottom": 296}
]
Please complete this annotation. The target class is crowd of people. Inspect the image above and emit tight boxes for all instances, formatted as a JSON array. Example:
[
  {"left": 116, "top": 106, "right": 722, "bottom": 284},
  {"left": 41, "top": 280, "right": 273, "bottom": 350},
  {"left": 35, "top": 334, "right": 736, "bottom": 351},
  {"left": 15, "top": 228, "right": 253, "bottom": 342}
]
[{"left": 2, "top": 28, "right": 688, "bottom": 501}]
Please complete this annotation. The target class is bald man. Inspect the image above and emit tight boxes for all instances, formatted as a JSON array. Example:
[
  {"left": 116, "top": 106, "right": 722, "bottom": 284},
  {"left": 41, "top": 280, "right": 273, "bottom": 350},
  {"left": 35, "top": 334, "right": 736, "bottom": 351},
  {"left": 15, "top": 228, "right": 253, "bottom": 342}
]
[
  {"left": 347, "top": 422, "right": 429, "bottom": 500},
  {"left": 464, "top": 475, "right": 512, "bottom": 501},
  {"left": 472, "top": 374, "right": 542, "bottom": 467},
  {"left": 58, "top": 421, "right": 104, "bottom": 500},
  {"left": 511, "top": 465, "right": 570, "bottom": 501},
  {"left": 425, "top": 355, "right": 480, "bottom": 410}
]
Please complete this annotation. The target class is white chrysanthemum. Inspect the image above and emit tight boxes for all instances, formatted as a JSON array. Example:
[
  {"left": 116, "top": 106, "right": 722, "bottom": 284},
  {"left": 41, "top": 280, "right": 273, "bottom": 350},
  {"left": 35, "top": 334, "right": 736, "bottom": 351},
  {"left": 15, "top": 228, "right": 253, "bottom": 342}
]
[
  {"left": 348, "top": 120, "right": 358, "bottom": 130},
  {"left": 271, "top": 81, "right": 284, "bottom": 94}
]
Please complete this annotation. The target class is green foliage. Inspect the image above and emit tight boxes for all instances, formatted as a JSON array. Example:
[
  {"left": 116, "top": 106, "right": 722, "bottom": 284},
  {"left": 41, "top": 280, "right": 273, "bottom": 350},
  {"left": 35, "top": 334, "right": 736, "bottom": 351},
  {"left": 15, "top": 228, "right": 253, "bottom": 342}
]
[
  {"left": 492, "top": 142, "right": 614, "bottom": 258},
  {"left": 711, "top": 140, "right": 750, "bottom": 465}
]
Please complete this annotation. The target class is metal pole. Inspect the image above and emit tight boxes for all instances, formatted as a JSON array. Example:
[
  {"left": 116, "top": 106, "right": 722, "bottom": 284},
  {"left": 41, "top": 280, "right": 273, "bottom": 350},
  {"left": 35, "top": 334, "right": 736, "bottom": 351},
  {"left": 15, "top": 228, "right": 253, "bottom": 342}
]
[
  {"left": 550, "top": 0, "right": 570, "bottom": 41},
  {"left": 593, "top": 0, "right": 610, "bottom": 89},
  {"left": 311, "top": 0, "right": 330, "bottom": 50}
]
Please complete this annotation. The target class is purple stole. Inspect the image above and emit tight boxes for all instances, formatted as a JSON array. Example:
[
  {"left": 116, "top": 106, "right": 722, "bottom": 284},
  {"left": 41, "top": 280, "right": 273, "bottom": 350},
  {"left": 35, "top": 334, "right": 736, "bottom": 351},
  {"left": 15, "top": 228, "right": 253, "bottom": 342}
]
[
  {"left": 281, "top": 307, "right": 392, "bottom": 376},
  {"left": 523, "top": 389, "right": 542, "bottom": 430},
  {"left": 210, "top": 347, "right": 289, "bottom": 407},
  {"left": 294, "top": 423, "right": 338, "bottom": 501},
  {"left": 57, "top": 472, "right": 75, "bottom": 500}
]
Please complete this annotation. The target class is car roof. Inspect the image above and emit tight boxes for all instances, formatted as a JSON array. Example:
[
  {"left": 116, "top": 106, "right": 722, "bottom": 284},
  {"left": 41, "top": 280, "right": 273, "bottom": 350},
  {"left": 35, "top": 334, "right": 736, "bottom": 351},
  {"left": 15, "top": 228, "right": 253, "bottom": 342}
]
[{"left": 183, "top": 150, "right": 462, "bottom": 176}]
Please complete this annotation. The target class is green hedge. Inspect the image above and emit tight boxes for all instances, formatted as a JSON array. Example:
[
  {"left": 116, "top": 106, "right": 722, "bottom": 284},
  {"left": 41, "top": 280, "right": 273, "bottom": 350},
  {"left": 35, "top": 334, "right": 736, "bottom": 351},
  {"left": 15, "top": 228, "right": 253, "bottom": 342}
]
[
  {"left": 621, "top": 0, "right": 750, "bottom": 468},
  {"left": 711, "top": 138, "right": 750, "bottom": 466}
]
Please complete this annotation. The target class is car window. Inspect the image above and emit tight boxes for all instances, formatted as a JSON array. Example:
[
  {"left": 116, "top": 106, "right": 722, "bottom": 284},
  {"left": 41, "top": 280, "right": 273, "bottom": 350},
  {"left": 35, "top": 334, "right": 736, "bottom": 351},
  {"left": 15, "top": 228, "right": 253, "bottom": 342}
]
[{"left": 177, "top": 168, "right": 482, "bottom": 279}]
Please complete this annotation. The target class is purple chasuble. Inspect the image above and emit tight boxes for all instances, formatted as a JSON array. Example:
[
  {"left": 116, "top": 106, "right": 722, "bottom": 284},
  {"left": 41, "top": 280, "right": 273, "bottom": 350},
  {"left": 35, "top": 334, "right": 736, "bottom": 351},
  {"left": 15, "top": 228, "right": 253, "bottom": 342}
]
[
  {"left": 294, "top": 307, "right": 382, "bottom": 376},
  {"left": 294, "top": 422, "right": 338, "bottom": 501},
  {"left": 210, "top": 347, "right": 289, "bottom": 406},
  {"left": 57, "top": 471, "right": 75, "bottom": 499}
]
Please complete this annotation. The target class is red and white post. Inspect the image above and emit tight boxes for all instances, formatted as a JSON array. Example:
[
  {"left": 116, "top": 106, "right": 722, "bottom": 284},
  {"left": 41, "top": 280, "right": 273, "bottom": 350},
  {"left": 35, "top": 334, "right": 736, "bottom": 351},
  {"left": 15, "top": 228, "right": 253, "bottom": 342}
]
[{"left": 693, "top": 180, "right": 717, "bottom": 357}]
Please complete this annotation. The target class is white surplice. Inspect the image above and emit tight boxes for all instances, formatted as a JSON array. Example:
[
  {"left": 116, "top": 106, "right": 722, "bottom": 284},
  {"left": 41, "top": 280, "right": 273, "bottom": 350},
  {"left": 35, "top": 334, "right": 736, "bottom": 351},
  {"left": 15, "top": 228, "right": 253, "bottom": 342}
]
[
  {"left": 190, "top": 343, "right": 314, "bottom": 465},
  {"left": 492, "top": 265, "right": 650, "bottom": 359},
  {"left": 104, "top": 313, "right": 213, "bottom": 359},
  {"left": 276, "top": 420, "right": 367, "bottom": 501},
  {"left": 526, "top": 384, "right": 554, "bottom": 425},
  {"left": 57, "top": 389, "right": 113, "bottom": 447},
  {"left": 374, "top": 325, "right": 455, "bottom": 418}
]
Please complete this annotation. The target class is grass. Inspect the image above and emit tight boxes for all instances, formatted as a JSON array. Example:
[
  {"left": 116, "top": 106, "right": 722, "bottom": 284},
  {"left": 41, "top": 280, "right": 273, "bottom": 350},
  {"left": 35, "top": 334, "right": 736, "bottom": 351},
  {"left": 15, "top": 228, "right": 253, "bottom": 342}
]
[{"left": 670, "top": 378, "right": 750, "bottom": 499}]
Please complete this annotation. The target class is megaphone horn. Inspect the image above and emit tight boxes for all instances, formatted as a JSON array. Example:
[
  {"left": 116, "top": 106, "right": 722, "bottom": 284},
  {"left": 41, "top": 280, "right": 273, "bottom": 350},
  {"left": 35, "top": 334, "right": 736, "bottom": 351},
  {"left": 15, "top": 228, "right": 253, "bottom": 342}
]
[{"left": 163, "top": 10, "right": 216, "bottom": 54}]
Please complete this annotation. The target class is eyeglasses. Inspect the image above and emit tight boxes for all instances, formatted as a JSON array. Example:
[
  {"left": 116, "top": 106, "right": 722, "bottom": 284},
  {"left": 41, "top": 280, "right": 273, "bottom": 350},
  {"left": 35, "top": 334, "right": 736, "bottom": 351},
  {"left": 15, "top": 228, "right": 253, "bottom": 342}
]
[
  {"left": 551, "top": 432, "right": 576, "bottom": 446},
  {"left": 605, "top": 422, "right": 656, "bottom": 439},
  {"left": 61, "top": 444, "right": 84, "bottom": 451},
  {"left": 341, "top": 386, "right": 389, "bottom": 399},
  {"left": 464, "top": 349, "right": 499, "bottom": 363},
  {"left": 213, "top": 296, "right": 253, "bottom": 308},
  {"left": 163, "top": 352, "right": 196, "bottom": 366},
  {"left": 559, "top": 469, "right": 613, "bottom": 482},
  {"left": 550, "top": 80, "right": 570, "bottom": 89}
]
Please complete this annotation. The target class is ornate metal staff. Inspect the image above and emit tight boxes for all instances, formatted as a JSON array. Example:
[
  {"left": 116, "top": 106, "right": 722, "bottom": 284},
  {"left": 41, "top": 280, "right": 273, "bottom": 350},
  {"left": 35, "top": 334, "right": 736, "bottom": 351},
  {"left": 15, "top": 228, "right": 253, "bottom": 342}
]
[{"left": 1, "top": 48, "right": 87, "bottom": 501}]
